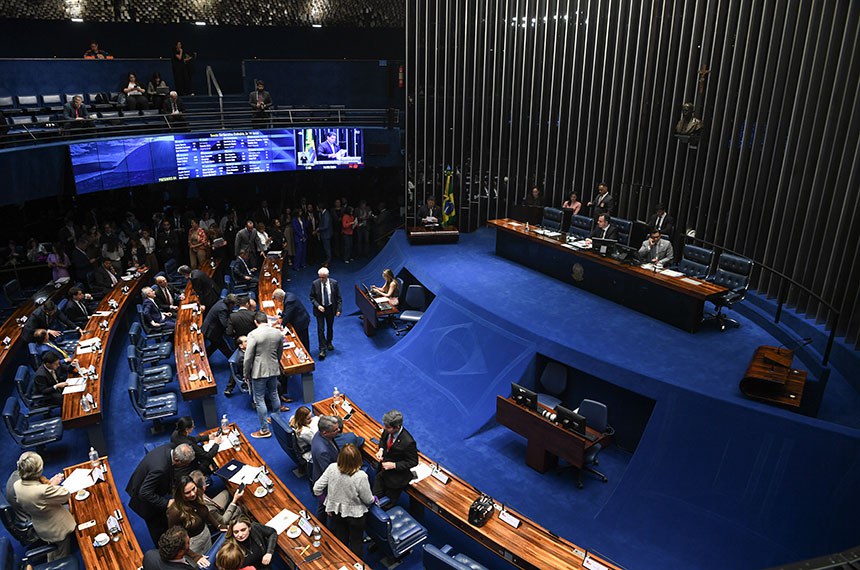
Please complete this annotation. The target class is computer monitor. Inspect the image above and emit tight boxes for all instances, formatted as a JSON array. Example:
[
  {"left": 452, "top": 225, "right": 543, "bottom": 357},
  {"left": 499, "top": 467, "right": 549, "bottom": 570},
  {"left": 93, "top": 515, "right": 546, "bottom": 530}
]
[
  {"left": 591, "top": 238, "right": 617, "bottom": 256},
  {"left": 554, "top": 404, "right": 587, "bottom": 435},
  {"left": 511, "top": 382, "right": 537, "bottom": 411}
]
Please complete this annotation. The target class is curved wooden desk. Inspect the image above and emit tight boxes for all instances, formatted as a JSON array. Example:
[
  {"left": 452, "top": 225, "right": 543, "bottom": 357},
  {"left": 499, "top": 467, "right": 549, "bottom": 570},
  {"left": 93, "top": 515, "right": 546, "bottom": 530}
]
[
  {"left": 65, "top": 269, "right": 149, "bottom": 450},
  {"left": 314, "top": 396, "right": 623, "bottom": 570}
]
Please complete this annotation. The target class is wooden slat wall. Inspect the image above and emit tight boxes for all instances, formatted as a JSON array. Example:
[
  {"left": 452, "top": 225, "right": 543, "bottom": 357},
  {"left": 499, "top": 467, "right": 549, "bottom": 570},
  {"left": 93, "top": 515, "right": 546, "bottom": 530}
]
[{"left": 406, "top": 0, "right": 860, "bottom": 347}]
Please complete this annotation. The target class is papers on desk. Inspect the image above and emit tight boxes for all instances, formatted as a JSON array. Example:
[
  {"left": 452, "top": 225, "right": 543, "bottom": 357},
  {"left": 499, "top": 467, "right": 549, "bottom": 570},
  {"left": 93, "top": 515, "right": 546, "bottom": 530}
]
[
  {"left": 229, "top": 465, "right": 263, "bottom": 485},
  {"left": 659, "top": 268, "right": 685, "bottom": 278},
  {"left": 62, "top": 377, "right": 87, "bottom": 394},
  {"left": 92, "top": 311, "right": 112, "bottom": 317},
  {"left": 583, "top": 554, "right": 610, "bottom": 570},
  {"left": 680, "top": 277, "right": 702, "bottom": 286},
  {"left": 78, "top": 337, "right": 101, "bottom": 348},
  {"left": 265, "top": 509, "right": 300, "bottom": 535},
  {"left": 261, "top": 300, "right": 275, "bottom": 309},
  {"left": 54, "top": 277, "right": 71, "bottom": 284},
  {"left": 374, "top": 296, "right": 391, "bottom": 304},
  {"left": 569, "top": 239, "right": 590, "bottom": 249},
  {"left": 266, "top": 251, "right": 282, "bottom": 257},
  {"left": 409, "top": 463, "right": 434, "bottom": 485},
  {"left": 283, "top": 341, "right": 295, "bottom": 349},
  {"left": 203, "top": 436, "right": 233, "bottom": 453},
  {"left": 62, "top": 467, "right": 103, "bottom": 494},
  {"left": 76, "top": 346, "right": 97, "bottom": 355},
  {"left": 180, "top": 303, "right": 199, "bottom": 311},
  {"left": 120, "top": 275, "right": 134, "bottom": 281}
]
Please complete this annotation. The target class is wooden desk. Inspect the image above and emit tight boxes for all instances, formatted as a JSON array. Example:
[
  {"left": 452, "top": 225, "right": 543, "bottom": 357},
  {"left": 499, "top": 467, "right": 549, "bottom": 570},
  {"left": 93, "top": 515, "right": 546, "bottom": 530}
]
[
  {"left": 314, "top": 397, "right": 622, "bottom": 570},
  {"left": 257, "top": 253, "right": 315, "bottom": 402},
  {"left": 488, "top": 219, "right": 727, "bottom": 332},
  {"left": 496, "top": 396, "right": 609, "bottom": 473},
  {"left": 407, "top": 226, "right": 460, "bottom": 244},
  {"left": 0, "top": 280, "right": 70, "bottom": 377},
  {"left": 354, "top": 284, "right": 398, "bottom": 337},
  {"left": 176, "top": 261, "right": 219, "bottom": 427},
  {"left": 740, "top": 346, "right": 807, "bottom": 409},
  {"left": 64, "top": 457, "right": 144, "bottom": 570},
  {"left": 64, "top": 270, "right": 149, "bottom": 450},
  {"left": 203, "top": 424, "right": 367, "bottom": 569}
]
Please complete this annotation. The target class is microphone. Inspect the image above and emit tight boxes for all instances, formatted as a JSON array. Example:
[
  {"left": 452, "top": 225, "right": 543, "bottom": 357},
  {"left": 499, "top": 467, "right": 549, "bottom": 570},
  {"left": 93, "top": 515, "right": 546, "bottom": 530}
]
[{"left": 776, "top": 337, "right": 813, "bottom": 355}]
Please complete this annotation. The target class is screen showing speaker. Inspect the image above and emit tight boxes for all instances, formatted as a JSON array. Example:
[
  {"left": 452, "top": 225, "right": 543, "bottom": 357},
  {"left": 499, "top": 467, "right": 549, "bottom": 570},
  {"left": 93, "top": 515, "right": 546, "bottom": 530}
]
[{"left": 71, "top": 127, "right": 364, "bottom": 193}]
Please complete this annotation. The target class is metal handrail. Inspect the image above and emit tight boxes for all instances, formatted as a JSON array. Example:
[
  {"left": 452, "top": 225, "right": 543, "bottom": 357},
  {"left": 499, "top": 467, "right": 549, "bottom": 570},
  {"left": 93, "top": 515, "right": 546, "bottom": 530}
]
[
  {"left": 684, "top": 235, "right": 840, "bottom": 366},
  {"left": 205, "top": 65, "right": 224, "bottom": 128}
]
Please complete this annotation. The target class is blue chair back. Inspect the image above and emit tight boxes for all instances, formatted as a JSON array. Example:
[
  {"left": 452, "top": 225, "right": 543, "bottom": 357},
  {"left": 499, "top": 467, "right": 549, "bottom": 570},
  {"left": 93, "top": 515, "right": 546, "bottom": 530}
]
[
  {"left": 270, "top": 414, "right": 302, "bottom": 467},
  {"left": 677, "top": 244, "right": 714, "bottom": 278},
  {"left": 3, "top": 397, "right": 63, "bottom": 449},
  {"left": 611, "top": 217, "right": 633, "bottom": 246},
  {"left": 367, "top": 503, "right": 428, "bottom": 559},
  {"left": 711, "top": 253, "right": 753, "bottom": 292},
  {"left": 15, "top": 366, "right": 52, "bottom": 414},
  {"left": 403, "top": 285, "right": 427, "bottom": 311},
  {"left": 541, "top": 207, "right": 564, "bottom": 231},
  {"left": 126, "top": 345, "right": 141, "bottom": 372},
  {"left": 539, "top": 362, "right": 567, "bottom": 396},
  {"left": 423, "top": 544, "right": 488, "bottom": 570},
  {"left": 129, "top": 322, "right": 143, "bottom": 348},
  {"left": 579, "top": 399, "right": 608, "bottom": 432},
  {"left": 227, "top": 349, "right": 242, "bottom": 386},
  {"left": 27, "top": 344, "right": 42, "bottom": 371},
  {"left": 568, "top": 214, "right": 593, "bottom": 239}
]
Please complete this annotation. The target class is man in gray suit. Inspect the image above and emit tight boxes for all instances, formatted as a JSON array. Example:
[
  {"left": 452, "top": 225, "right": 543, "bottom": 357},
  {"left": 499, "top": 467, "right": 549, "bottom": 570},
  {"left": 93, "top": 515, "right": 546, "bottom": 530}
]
[
  {"left": 243, "top": 312, "right": 286, "bottom": 438},
  {"left": 638, "top": 229, "right": 675, "bottom": 266}
]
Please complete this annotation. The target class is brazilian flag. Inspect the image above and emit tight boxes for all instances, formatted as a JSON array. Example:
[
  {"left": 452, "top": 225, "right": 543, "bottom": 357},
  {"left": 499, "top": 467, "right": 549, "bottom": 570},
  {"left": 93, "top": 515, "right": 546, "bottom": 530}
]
[
  {"left": 305, "top": 129, "right": 317, "bottom": 163},
  {"left": 441, "top": 167, "right": 456, "bottom": 227}
]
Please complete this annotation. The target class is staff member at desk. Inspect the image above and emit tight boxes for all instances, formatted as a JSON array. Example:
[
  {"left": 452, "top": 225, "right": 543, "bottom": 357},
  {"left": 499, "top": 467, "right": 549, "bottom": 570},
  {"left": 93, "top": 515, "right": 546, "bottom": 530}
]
[
  {"left": 587, "top": 214, "right": 619, "bottom": 243},
  {"left": 370, "top": 268, "right": 400, "bottom": 304},
  {"left": 373, "top": 409, "right": 419, "bottom": 504},
  {"left": 638, "top": 229, "right": 675, "bottom": 266},
  {"left": 417, "top": 196, "right": 442, "bottom": 225}
]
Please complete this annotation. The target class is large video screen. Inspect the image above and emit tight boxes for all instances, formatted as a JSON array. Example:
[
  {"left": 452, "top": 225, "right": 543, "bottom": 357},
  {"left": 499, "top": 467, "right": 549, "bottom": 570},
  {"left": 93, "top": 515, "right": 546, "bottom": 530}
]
[{"left": 71, "top": 128, "right": 363, "bottom": 194}]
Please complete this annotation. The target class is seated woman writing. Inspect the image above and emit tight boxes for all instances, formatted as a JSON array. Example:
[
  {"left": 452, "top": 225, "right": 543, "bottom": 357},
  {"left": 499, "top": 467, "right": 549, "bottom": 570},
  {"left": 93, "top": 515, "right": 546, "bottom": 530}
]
[{"left": 369, "top": 268, "right": 400, "bottom": 306}]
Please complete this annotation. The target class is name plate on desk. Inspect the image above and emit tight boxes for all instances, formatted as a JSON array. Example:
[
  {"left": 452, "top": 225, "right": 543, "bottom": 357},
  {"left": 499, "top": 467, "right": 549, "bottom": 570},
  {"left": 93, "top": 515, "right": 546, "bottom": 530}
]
[{"left": 499, "top": 509, "right": 521, "bottom": 528}]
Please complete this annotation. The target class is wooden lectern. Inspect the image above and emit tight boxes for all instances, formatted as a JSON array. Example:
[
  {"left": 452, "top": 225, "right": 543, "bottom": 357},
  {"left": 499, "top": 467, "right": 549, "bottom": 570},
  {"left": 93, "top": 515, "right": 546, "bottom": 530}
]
[{"left": 740, "top": 346, "right": 807, "bottom": 409}]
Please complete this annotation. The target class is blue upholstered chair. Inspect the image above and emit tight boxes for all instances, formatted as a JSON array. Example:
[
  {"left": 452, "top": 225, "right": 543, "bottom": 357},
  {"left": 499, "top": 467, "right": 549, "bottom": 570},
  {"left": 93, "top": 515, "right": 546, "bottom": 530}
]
[
  {"left": 367, "top": 499, "right": 428, "bottom": 567},
  {"left": 205, "top": 532, "right": 227, "bottom": 561},
  {"left": 0, "top": 536, "right": 70, "bottom": 570},
  {"left": 395, "top": 285, "right": 428, "bottom": 336},
  {"left": 610, "top": 217, "right": 633, "bottom": 246},
  {"left": 541, "top": 207, "right": 565, "bottom": 231},
  {"left": 676, "top": 244, "right": 715, "bottom": 279},
  {"left": 0, "top": 488, "right": 39, "bottom": 547},
  {"left": 576, "top": 399, "right": 610, "bottom": 489},
  {"left": 705, "top": 253, "right": 754, "bottom": 331},
  {"left": 270, "top": 414, "right": 307, "bottom": 477},
  {"left": 136, "top": 304, "right": 174, "bottom": 342},
  {"left": 15, "top": 366, "right": 57, "bottom": 416},
  {"left": 2, "top": 397, "right": 63, "bottom": 449},
  {"left": 128, "top": 373, "right": 179, "bottom": 427},
  {"left": 3, "top": 279, "right": 30, "bottom": 305},
  {"left": 568, "top": 214, "right": 593, "bottom": 239},
  {"left": 126, "top": 346, "right": 173, "bottom": 391},
  {"left": 129, "top": 322, "right": 172, "bottom": 363},
  {"left": 162, "top": 259, "right": 186, "bottom": 288},
  {"left": 535, "top": 361, "right": 567, "bottom": 408},
  {"left": 423, "top": 544, "right": 489, "bottom": 570}
]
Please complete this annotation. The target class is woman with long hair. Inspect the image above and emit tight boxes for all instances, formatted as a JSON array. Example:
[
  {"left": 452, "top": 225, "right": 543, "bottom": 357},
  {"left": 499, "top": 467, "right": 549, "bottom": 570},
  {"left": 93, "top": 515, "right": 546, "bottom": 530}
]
[
  {"left": 223, "top": 516, "right": 277, "bottom": 570},
  {"left": 370, "top": 268, "right": 399, "bottom": 305},
  {"left": 167, "top": 475, "right": 242, "bottom": 555},
  {"left": 288, "top": 406, "right": 319, "bottom": 462}
]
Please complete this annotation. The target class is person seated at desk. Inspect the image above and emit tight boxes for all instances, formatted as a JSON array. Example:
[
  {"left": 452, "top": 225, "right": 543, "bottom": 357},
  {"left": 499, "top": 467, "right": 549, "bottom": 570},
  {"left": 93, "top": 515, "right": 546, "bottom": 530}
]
[
  {"left": 562, "top": 191, "right": 582, "bottom": 214},
  {"left": 161, "top": 91, "right": 187, "bottom": 128},
  {"left": 373, "top": 409, "right": 419, "bottom": 504},
  {"left": 141, "top": 286, "right": 176, "bottom": 332},
  {"left": 122, "top": 72, "right": 150, "bottom": 111},
  {"left": 638, "top": 229, "right": 675, "bottom": 266},
  {"left": 524, "top": 185, "right": 544, "bottom": 207},
  {"left": 289, "top": 406, "right": 319, "bottom": 463},
  {"left": 417, "top": 196, "right": 442, "bottom": 226},
  {"left": 317, "top": 130, "right": 347, "bottom": 160},
  {"left": 587, "top": 214, "right": 619, "bottom": 243},
  {"left": 83, "top": 40, "right": 110, "bottom": 59},
  {"left": 31, "top": 329, "right": 75, "bottom": 365},
  {"left": 64, "top": 286, "right": 94, "bottom": 326},
  {"left": 90, "top": 257, "right": 120, "bottom": 298},
  {"left": 370, "top": 268, "right": 400, "bottom": 306},
  {"left": 231, "top": 248, "right": 259, "bottom": 287},
  {"left": 153, "top": 275, "right": 184, "bottom": 314},
  {"left": 33, "top": 352, "right": 76, "bottom": 407},
  {"left": 62, "top": 95, "right": 90, "bottom": 126},
  {"left": 22, "top": 300, "right": 80, "bottom": 342},
  {"left": 223, "top": 516, "right": 277, "bottom": 570}
]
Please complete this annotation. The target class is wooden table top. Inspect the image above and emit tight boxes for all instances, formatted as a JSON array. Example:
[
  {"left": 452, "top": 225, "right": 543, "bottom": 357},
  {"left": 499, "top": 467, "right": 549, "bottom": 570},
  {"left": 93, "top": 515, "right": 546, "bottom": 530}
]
[
  {"left": 63, "top": 270, "right": 149, "bottom": 429},
  {"left": 313, "top": 396, "right": 622, "bottom": 570},
  {"left": 176, "top": 261, "right": 219, "bottom": 400},
  {"left": 0, "top": 280, "right": 70, "bottom": 376},
  {"left": 202, "top": 423, "right": 368, "bottom": 569},
  {"left": 64, "top": 457, "right": 144, "bottom": 570},
  {"left": 488, "top": 218, "right": 727, "bottom": 301},
  {"left": 257, "top": 254, "right": 315, "bottom": 376}
]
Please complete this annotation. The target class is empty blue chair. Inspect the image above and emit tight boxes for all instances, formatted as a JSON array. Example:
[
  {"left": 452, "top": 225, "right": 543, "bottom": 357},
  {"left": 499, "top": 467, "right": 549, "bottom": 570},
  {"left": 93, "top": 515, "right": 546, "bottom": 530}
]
[
  {"left": 0, "top": 536, "right": 69, "bottom": 570},
  {"left": 128, "top": 373, "right": 179, "bottom": 426},
  {"left": 535, "top": 361, "right": 567, "bottom": 408},
  {"left": 575, "top": 399, "right": 610, "bottom": 489},
  {"left": 129, "top": 322, "right": 172, "bottom": 363},
  {"left": 541, "top": 207, "right": 564, "bottom": 231},
  {"left": 568, "top": 214, "right": 593, "bottom": 239},
  {"left": 676, "top": 244, "right": 715, "bottom": 279},
  {"left": 15, "top": 366, "right": 56, "bottom": 416},
  {"left": 610, "top": 217, "right": 633, "bottom": 246},
  {"left": 3, "top": 397, "right": 63, "bottom": 449},
  {"left": 705, "top": 253, "right": 754, "bottom": 331},
  {"left": 227, "top": 349, "right": 248, "bottom": 394},
  {"left": 395, "top": 285, "right": 428, "bottom": 336},
  {"left": 367, "top": 499, "right": 428, "bottom": 566},
  {"left": 270, "top": 414, "right": 306, "bottom": 477},
  {"left": 126, "top": 346, "right": 173, "bottom": 391},
  {"left": 163, "top": 259, "right": 186, "bottom": 288},
  {"left": 423, "top": 544, "right": 489, "bottom": 570}
]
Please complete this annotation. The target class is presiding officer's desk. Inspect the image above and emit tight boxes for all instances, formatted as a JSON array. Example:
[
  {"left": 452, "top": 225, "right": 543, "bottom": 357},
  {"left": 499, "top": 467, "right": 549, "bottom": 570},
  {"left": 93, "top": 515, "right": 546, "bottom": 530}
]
[
  {"left": 354, "top": 284, "right": 398, "bottom": 337},
  {"left": 202, "top": 423, "right": 367, "bottom": 569},
  {"left": 175, "top": 260, "right": 219, "bottom": 428},
  {"left": 0, "top": 280, "right": 71, "bottom": 377},
  {"left": 407, "top": 225, "right": 460, "bottom": 244},
  {"left": 257, "top": 252, "right": 315, "bottom": 403},
  {"left": 496, "top": 396, "right": 611, "bottom": 473},
  {"left": 488, "top": 218, "right": 727, "bottom": 332},
  {"left": 314, "top": 396, "right": 622, "bottom": 570},
  {"left": 63, "top": 456, "right": 144, "bottom": 570},
  {"left": 65, "top": 269, "right": 149, "bottom": 450}
]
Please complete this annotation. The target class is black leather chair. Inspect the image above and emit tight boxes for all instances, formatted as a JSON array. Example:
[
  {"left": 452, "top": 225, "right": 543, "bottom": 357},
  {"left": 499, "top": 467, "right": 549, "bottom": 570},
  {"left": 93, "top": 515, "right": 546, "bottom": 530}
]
[
  {"left": 676, "top": 244, "right": 715, "bottom": 278},
  {"left": 568, "top": 214, "right": 593, "bottom": 239},
  {"left": 41, "top": 95, "right": 64, "bottom": 114},
  {"left": 576, "top": 399, "right": 610, "bottom": 489},
  {"left": 423, "top": 544, "right": 489, "bottom": 570},
  {"left": 610, "top": 217, "right": 633, "bottom": 246},
  {"left": 705, "top": 253, "right": 754, "bottom": 330},
  {"left": 541, "top": 207, "right": 564, "bottom": 231},
  {"left": 367, "top": 498, "right": 428, "bottom": 567}
]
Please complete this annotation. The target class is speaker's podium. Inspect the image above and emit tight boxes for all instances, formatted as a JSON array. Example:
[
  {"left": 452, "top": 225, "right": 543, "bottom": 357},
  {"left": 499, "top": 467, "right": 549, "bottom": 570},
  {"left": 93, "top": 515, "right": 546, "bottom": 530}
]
[
  {"left": 740, "top": 346, "right": 807, "bottom": 409},
  {"left": 407, "top": 223, "right": 459, "bottom": 244}
]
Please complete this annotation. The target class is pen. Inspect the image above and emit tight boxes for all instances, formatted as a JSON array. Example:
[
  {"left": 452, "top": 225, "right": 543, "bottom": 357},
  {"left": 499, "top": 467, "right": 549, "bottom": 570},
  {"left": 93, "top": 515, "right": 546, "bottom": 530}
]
[{"left": 299, "top": 544, "right": 310, "bottom": 556}]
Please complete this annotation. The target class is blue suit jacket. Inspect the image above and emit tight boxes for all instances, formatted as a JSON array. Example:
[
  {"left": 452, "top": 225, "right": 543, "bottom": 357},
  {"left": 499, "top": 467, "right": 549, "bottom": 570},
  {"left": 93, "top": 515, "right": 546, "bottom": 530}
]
[
  {"left": 310, "top": 431, "right": 338, "bottom": 483},
  {"left": 141, "top": 298, "right": 165, "bottom": 326}
]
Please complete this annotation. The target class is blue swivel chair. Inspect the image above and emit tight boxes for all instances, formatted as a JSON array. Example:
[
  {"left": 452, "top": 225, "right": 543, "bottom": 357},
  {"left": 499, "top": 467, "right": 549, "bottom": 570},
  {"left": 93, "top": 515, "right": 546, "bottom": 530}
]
[
  {"left": 0, "top": 536, "right": 67, "bottom": 570},
  {"left": 568, "top": 214, "right": 594, "bottom": 239},
  {"left": 15, "top": 365, "right": 57, "bottom": 416},
  {"left": 535, "top": 361, "right": 567, "bottom": 408},
  {"left": 367, "top": 499, "right": 428, "bottom": 568},
  {"left": 705, "top": 253, "right": 754, "bottom": 331},
  {"left": 610, "top": 217, "right": 633, "bottom": 246},
  {"left": 541, "top": 207, "right": 565, "bottom": 231},
  {"left": 129, "top": 322, "right": 172, "bottom": 363},
  {"left": 395, "top": 285, "right": 428, "bottom": 336},
  {"left": 2, "top": 397, "right": 63, "bottom": 449},
  {"left": 128, "top": 373, "right": 179, "bottom": 429},
  {"left": 136, "top": 304, "right": 174, "bottom": 342},
  {"left": 126, "top": 346, "right": 173, "bottom": 391},
  {"left": 270, "top": 414, "right": 307, "bottom": 477},
  {"left": 676, "top": 244, "right": 715, "bottom": 279},
  {"left": 162, "top": 259, "right": 186, "bottom": 288},
  {"left": 575, "top": 399, "right": 610, "bottom": 489},
  {"left": 423, "top": 544, "right": 489, "bottom": 570}
]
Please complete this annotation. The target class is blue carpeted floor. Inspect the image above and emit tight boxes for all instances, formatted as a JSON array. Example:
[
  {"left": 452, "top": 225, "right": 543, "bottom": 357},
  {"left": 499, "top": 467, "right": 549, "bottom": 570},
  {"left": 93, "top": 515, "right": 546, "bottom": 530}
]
[{"left": 3, "top": 228, "right": 860, "bottom": 570}]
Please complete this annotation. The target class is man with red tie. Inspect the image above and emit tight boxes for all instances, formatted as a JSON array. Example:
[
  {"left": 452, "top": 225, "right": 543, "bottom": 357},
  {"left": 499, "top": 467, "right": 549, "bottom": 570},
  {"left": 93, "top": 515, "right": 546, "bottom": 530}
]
[{"left": 373, "top": 409, "right": 419, "bottom": 505}]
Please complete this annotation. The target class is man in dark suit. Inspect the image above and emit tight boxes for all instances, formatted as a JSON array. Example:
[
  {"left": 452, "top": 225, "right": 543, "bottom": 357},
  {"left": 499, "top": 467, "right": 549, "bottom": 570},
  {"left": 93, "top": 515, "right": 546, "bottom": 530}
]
[
  {"left": 316, "top": 131, "right": 344, "bottom": 160},
  {"left": 277, "top": 289, "right": 310, "bottom": 353},
  {"left": 230, "top": 249, "right": 258, "bottom": 288},
  {"left": 153, "top": 275, "right": 183, "bottom": 314},
  {"left": 310, "top": 415, "right": 342, "bottom": 519},
  {"left": 22, "top": 301, "right": 79, "bottom": 342},
  {"left": 64, "top": 287, "right": 94, "bottom": 327},
  {"left": 249, "top": 80, "right": 272, "bottom": 121},
  {"left": 142, "top": 526, "right": 197, "bottom": 570},
  {"left": 588, "top": 214, "right": 620, "bottom": 241},
  {"left": 226, "top": 297, "right": 257, "bottom": 342},
  {"left": 126, "top": 443, "right": 195, "bottom": 545},
  {"left": 177, "top": 265, "right": 219, "bottom": 315},
  {"left": 233, "top": 220, "right": 259, "bottom": 267},
  {"left": 33, "top": 352, "right": 70, "bottom": 407},
  {"left": 155, "top": 219, "right": 181, "bottom": 268},
  {"left": 309, "top": 267, "right": 341, "bottom": 360},
  {"left": 141, "top": 287, "right": 176, "bottom": 333},
  {"left": 587, "top": 183, "right": 615, "bottom": 219},
  {"left": 89, "top": 258, "right": 119, "bottom": 298},
  {"left": 373, "top": 409, "right": 419, "bottom": 504},
  {"left": 202, "top": 294, "right": 237, "bottom": 361},
  {"left": 648, "top": 204, "right": 675, "bottom": 238},
  {"left": 62, "top": 95, "right": 90, "bottom": 124},
  {"left": 254, "top": 200, "right": 273, "bottom": 225},
  {"left": 70, "top": 239, "right": 95, "bottom": 283},
  {"left": 317, "top": 205, "right": 333, "bottom": 265},
  {"left": 416, "top": 196, "right": 442, "bottom": 225}
]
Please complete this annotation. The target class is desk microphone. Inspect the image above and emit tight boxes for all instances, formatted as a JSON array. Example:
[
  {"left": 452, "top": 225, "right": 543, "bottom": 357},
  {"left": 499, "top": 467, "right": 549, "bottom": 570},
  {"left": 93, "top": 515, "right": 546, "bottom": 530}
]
[{"left": 776, "top": 337, "right": 813, "bottom": 355}]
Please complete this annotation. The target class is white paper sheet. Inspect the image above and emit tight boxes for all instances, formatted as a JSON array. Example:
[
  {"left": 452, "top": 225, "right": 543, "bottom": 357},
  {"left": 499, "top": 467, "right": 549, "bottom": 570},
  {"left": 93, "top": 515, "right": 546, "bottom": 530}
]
[
  {"left": 62, "top": 468, "right": 97, "bottom": 493},
  {"left": 680, "top": 277, "right": 702, "bottom": 286},
  {"left": 180, "top": 303, "right": 199, "bottom": 311},
  {"left": 62, "top": 384, "right": 86, "bottom": 394},
  {"left": 265, "top": 509, "right": 300, "bottom": 535},
  {"left": 228, "top": 465, "right": 262, "bottom": 485},
  {"left": 659, "top": 269, "right": 685, "bottom": 277},
  {"left": 409, "top": 463, "right": 433, "bottom": 485},
  {"left": 261, "top": 300, "right": 275, "bottom": 308},
  {"left": 203, "top": 436, "right": 233, "bottom": 453}
]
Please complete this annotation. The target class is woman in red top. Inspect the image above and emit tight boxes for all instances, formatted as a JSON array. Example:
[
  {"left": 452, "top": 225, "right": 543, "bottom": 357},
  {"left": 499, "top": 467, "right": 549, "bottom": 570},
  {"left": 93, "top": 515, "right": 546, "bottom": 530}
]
[
  {"left": 341, "top": 206, "right": 357, "bottom": 263},
  {"left": 187, "top": 218, "right": 210, "bottom": 269}
]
